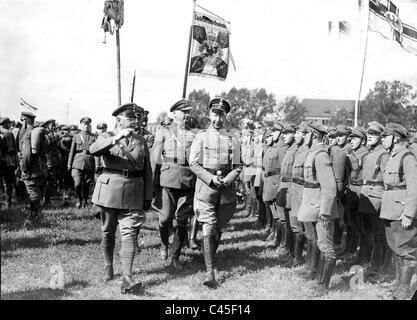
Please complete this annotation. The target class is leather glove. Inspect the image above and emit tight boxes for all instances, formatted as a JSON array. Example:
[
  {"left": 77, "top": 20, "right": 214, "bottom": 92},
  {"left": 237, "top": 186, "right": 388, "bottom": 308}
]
[{"left": 143, "top": 200, "right": 152, "bottom": 211}]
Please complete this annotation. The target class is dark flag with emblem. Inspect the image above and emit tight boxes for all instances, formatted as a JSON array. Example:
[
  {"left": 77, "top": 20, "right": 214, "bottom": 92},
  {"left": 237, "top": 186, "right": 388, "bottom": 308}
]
[
  {"left": 189, "top": 10, "right": 231, "bottom": 80},
  {"left": 369, "top": 0, "right": 417, "bottom": 55}
]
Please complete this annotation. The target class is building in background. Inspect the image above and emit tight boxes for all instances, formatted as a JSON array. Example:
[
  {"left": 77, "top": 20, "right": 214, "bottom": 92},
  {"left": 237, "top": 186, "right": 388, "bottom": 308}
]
[{"left": 301, "top": 98, "right": 355, "bottom": 126}]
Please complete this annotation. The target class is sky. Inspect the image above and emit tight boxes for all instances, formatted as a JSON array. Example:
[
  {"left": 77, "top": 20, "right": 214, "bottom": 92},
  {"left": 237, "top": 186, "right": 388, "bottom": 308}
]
[{"left": 1, "top": 0, "right": 417, "bottom": 129}]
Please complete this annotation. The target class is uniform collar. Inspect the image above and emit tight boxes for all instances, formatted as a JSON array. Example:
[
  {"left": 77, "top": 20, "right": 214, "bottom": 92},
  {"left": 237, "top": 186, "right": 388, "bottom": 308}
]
[
  {"left": 391, "top": 144, "right": 407, "bottom": 157},
  {"left": 310, "top": 142, "right": 325, "bottom": 152}
]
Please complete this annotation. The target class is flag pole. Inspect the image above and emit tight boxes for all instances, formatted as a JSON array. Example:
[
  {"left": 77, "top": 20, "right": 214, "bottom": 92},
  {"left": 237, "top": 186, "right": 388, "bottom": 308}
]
[
  {"left": 116, "top": 28, "right": 122, "bottom": 107},
  {"left": 355, "top": 0, "right": 370, "bottom": 127},
  {"left": 182, "top": 0, "right": 197, "bottom": 99}
]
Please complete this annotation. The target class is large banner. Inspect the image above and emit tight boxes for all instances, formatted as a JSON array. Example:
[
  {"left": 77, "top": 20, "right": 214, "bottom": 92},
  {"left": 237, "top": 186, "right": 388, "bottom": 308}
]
[{"left": 189, "top": 11, "right": 230, "bottom": 81}]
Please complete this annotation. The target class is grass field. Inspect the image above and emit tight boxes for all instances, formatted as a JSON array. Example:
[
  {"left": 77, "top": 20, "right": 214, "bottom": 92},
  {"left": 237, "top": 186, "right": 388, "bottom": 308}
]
[{"left": 1, "top": 195, "right": 416, "bottom": 300}]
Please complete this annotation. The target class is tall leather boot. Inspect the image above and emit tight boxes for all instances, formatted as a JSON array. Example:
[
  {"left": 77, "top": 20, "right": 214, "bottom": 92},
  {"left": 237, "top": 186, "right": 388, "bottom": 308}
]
[
  {"left": 315, "top": 251, "right": 326, "bottom": 284},
  {"left": 253, "top": 199, "right": 259, "bottom": 217},
  {"left": 265, "top": 218, "right": 277, "bottom": 242},
  {"left": 387, "top": 255, "right": 402, "bottom": 292},
  {"left": 277, "top": 223, "right": 293, "bottom": 262},
  {"left": 354, "top": 234, "right": 372, "bottom": 265},
  {"left": 294, "top": 238, "right": 311, "bottom": 275},
  {"left": 171, "top": 225, "right": 188, "bottom": 270},
  {"left": 256, "top": 201, "right": 266, "bottom": 228},
  {"left": 83, "top": 183, "right": 90, "bottom": 208},
  {"left": 291, "top": 233, "right": 306, "bottom": 268},
  {"left": 203, "top": 235, "right": 216, "bottom": 288},
  {"left": 366, "top": 238, "right": 384, "bottom": 282},
  {"left": 75, "top": 187, "right": 83, "bottom": 209},
  {"left": 316, "top": 255, "right": 336, "bottom": 292},
  {"left": 159, "top": 225, "right": 169, "bottom": 260},
  {"left": 102, "top": 235, "right": 115, "bottom": 282},
  {"left": 188, "top": 216, "right": 200, "bottom": 250},
  {"left": 392, "top": 259, "right": 416, "bottom": 300},
  {"left": 273, "top": 219, "right": 282, "bottom": 248},
  {"left": 302, "top": 240, "right": 320, "bottom": 281}
]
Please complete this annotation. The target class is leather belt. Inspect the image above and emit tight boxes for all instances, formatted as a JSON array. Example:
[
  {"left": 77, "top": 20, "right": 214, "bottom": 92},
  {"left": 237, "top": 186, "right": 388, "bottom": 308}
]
[
  {"left": 264, "top": 169, "right": 280, "bottom": 177},
  {"left": 304, "top": 181, "right": 320, "bottom": 189},
  {"left": 163, "top": 157, "right": 189, "bottom": 166},
  {"left": 281, "top": 177, "right": 292, "bottom": 182},
  {"left": 292, "top": 177, "right": 305, "bottom": 185},
  {"left": 350, "top": 180, "right": 363, "bottom": 186},
  {"left": 363, "top": 180, "right": 384, "bottom": 187},
  {"left": 76, "top": 149, "right": 90, "bottom": 155},
  {"left": 204, "top": 167, "right": 231, "bottom": 177},
  {"left": 103, "top": 168, "right": 144, "bottom": 178},
  {"left": 385, "top": 185, "right": 406, "bottom": 191}
]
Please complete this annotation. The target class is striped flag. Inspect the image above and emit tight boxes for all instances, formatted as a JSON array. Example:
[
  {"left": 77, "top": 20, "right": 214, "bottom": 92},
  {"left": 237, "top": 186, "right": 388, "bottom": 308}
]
[
  {"left": 20, "top": 98, "right": 38, "bottom": 111},
  {"left": 369, "top": 0, "right": 417, "bottom": 55}
]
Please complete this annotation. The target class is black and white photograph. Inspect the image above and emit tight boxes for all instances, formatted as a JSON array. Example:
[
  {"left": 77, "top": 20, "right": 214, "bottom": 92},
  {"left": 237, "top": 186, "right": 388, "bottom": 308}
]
[{"left": 1, "top": 0, "right": 417, "bottom": 304}]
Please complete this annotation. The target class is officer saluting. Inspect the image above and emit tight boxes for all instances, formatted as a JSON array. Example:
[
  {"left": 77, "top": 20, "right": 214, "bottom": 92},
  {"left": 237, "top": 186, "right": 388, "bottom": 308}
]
[
  {"left": 189, "top": 98, "right": 242, "bottom": 288},
  {"left": 89, "top": 103, "right": 153, "bottom": 294}
]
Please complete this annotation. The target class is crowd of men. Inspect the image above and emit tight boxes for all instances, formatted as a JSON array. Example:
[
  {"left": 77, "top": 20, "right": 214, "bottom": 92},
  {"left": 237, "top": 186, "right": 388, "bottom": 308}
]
[{"left": 1, "top": 99, "right": 416, "bottom": 299}]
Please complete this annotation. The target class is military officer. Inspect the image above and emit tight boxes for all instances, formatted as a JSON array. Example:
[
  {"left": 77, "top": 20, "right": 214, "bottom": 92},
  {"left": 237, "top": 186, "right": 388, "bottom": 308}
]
[
  {"left": 96, "top": 122, "right": 108, "bottom": 135},
  {"left": 327, "top": 126, "right": 337, "bottom": 147},
  {"left": 17, "top": 111, "right": 36, "bottom": 155},
  {"left": 297, "top": 121, "right": 337, "bottom": 292},
  {"left": 67, "top": 117, "right": 97, "bottom": 208},
  {"left": 240, "top": 119, "right": 256, "bottom": 217},
  {"left": 380, "top": 123, "right": 417, "bottom": 300},
  {"left": 58, "top": 125, "right": 74, "bottom": 199},
  {"left": 344, "top": 127, "right": 368, "bottom": 260},
  {"left": 189, "top": 98, "right": 242, "bottom": 287},
  {"left": 89, "top": 103, "right": 153, "bottom": 294},
  {"left": 356, "top": 121, "right": 390, "bottom": 282},
  {"left": 43, "top": 119, "right": 62, "bottom": 204},
  {"left": 138, "top": 110, "right": 155, "bottom": 150},
  {"left": 152, "top": 99, "right": 196, "bottom": 269},
  {"left": 253, "top": 122, "right": 266, "bottom": 227},
  {"left": 0, "top": 117, "right": 18, "bottom": 207}
]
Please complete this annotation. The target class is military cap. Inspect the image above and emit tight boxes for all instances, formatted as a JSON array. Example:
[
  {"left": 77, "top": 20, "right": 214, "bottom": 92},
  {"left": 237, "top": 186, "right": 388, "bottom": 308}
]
[
  {"left": 273, "top": 120, "right": 285, "bottom": 131},
  {"left": 144, "top": 110, "right": 149, "bottom": 115},
  {"left": 382, "top": 123, "right": 409, "bottom": 138},
  {"left": 282, "top": 122, "right": 297, "bottom": 133},
  {"left": 61, "top": 125, "right": 71, "bottom": 131},
  {"left": 336, "top": 124, "right": 351, "bottom": 136},
  {"left": 297, "top": 121, "right": 311, "bottom": 133},
  {"left": 42, "top": 119, "right": 55, "bottom": 127},
  {"left": 96, "top": 122, "right": 107, "bottom": 129},
  {"left": 307, "top": 121, "right": 328, "bottom": 135},
  {"left": 170, "top": 99, "right": 192, "bottom": 113},
  {"left": 79, "top": 116, "right": 91, "bottom": 124},
  {"left": 112, "top": 103, "right": 144, "bottom": 118},
  {"left": 366, "top": 121, "right": 384, "bottom": 135},
  {"left": 160, "top": 117, "right": 173, "bottom": 127},
  {"left": 209, "top": 97, "right": 231, "bottom": 114},
  {"left": 0, "top": 117, "right": 10, "bottom": 125},
  {"left": 69, "top": 125, "right": 78, "bottom": 131},
  {"left": 21, "top": 111, "right": 36, "bottom": 119},
  {"left": 350, "top": 127, "right": 367, "bottom": 140}
]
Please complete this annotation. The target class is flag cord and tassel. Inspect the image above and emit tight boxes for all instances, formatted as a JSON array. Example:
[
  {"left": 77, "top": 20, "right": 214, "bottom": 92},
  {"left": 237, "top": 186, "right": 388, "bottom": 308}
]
[
  {"left": 355, "top": 3, "right": 370, "bottom": 127},
  {"left": 182, "top": 0, "right": 197, "bottom": 99}
]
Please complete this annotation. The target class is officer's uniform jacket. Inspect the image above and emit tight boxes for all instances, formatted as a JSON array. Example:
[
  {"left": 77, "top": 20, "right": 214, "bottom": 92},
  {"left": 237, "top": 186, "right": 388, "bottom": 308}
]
[
  {"left": 20, "top": 128, "right": 49, "bottom": 178},
  {"left": 345, "top": 146, "right": 369, "bottom": 210},
  {"left": 329, "top": 145, "right": 349, "bottom": 196},
  {"left": 262, "top": 140, "right": 288, "bottom": 202},
  {"left": 68, "top": 132, "right": 97, "bottom": 171},
  {"left": 0, "top": 127, "right": 18, "bottom": 168},
  {"left": 380, "top": 145, "right": 417, "bottom": 220},
  {"left": 298, "top": 143, "right": 337, "bottom": 222},
  {"left": 153, "top": 122, "right": 196, "bottom": 189},
  {"left": 189, "top": 126, "right": 242, "bottom": 205},
  {"left": 17, "top": 124, "right": 34, "bottom": 154},
  {"left": 90, "top": 131, "right": 153, "bottom": 209},
  {"left": 140, "top": 127, "right": 155, "bottom": 151},
  {"left": 358, "top": 144, "right": 388, "bottom": 215},
  {"left": 290, "top": 144, "right": 309, "bottom": 217},
  {"left": 277, "top": 141, "right": 297, "bottom": 209}
]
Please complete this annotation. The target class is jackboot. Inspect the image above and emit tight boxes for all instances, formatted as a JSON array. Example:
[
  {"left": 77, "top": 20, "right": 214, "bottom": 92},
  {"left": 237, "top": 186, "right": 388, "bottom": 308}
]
[
  {"left": 203, "top": 235, "right": 216, "bottom": 288},
  {"left": 276, "top": 223, "right": 293, "bottom": 262},
  {"left": 159, "top": 225, "right": 170, "bottom": 260},
  {"left": 392, "top": 259, "right": 416, "bottom": 300},
  {"left": 273, "top": 219, "right": 282, "bottom": 248},
  {"left": 387, "top": 255, "right": 402, "bottom": 292},
  {"left": 354, "top": 234, "right": 372, "bottom": 265},
  {"left": 291, "top": 233, "right": 306, "bottom": 268},
  {"left": 282, "top": 231, "right": 299, "bottom": 268},
  {"left": 294, "top": 239, "right": 311, "bottom": 275},
  {"left": 302, "top": 240, "right": 320, "bottom": 281},
  {"left": 188, "top": 216, "right": 200, "bottom": 250},
  {"left": 104, "top": 265, "right": 114, "bottom": 282},
  {"left": 316, "top": 255, "right": 336, "bottom": 292},
  {"left": 171, "top": 225, "right": 188, "bottom": 270},
  {"left": 315, "top": 251, "right": 326, "bottom": 284},
  {"left": 366, "top": 238, "right": 385, "bottom": 283},
  {"left": 265, "top": 218, "right": 277, "bottom": 242}
]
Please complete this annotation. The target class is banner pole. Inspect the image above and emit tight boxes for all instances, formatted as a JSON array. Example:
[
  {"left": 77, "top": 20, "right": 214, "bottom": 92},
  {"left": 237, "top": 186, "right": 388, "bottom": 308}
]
[
  {"left": 116, "top": 28, "right": 122, "bottom": 107},
  {"left": 182, "top": 0, "right": 197, "bottom": 99},
  {"left": 355, "top": 0, "right": 370, "bottom": 127}
]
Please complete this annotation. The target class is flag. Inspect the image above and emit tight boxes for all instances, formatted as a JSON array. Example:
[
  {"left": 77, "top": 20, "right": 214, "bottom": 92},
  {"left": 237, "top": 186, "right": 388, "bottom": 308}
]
[
  {"left": 328, "top": 21, "right": 354, "bottom": 40},
  {"left": 369, "top": 0, "right": 417, "bottom": 55},
  {"left": 189, "top": 11, "right": 231, "bottom": 81},
  {"left": 20, "top": 98, "right": 38, "bottom": 111}
]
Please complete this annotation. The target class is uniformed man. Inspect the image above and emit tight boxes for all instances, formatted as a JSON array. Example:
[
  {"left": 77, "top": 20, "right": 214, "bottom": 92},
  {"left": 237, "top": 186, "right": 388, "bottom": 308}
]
[
  {"left": 19, "top": 116, "right": 50, "bottom": 227},
  {"left": 380, "top": 123, "right": 417, "bottom": 300},
  {"left": 89, "top": 102, "right": 152, "bottom": 294},
  {"left": 67, "top": 117, "right": 97, "bottom": 208},
  {"left": 343, "top": 127, "right": 368, "bottom": 260},
  {"left": 240, "top": 119, "right": 256, "bottom": 217},
  {"left": 138, "top": 110, "right": 155, "bottom": 150},
  {"left": 0, "top": 117, "right": 18, "bottom": 207},
  {"left": 17, "top": 112, "right": 36, "bottom": 155},
  {"left": 43, "top": 119, "right": 62, "bottom": 204},
  {"left": 189, "top": 97, "right": 241, "bottom": 287},
  {"left": 253, "top": 122, "right": 266, "bottom": 225},
  {"left": 152, "top": 99, "right": 196, "bottom": 269},
  {"left": 297, "top": 121, "right": 338, "bottom": 292},
  {"left": 327, "top": 126, "right": 337, "bottom": 147},
  {"left": 58, "top": 125, "right": 74, "bottom": 200},
  {"left": 356, "top": 121, "right": 390, "bottom": 282}
]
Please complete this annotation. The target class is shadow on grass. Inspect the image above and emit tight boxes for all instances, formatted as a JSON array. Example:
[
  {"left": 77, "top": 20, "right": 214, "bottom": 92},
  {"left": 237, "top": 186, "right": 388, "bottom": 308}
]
[
  {"left": 1, "top": 279, "right": 89, "bottom": 300},
  {"left": 1, "top": 236, "right": 101, "bottom": 251}
]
